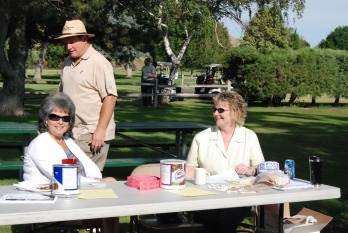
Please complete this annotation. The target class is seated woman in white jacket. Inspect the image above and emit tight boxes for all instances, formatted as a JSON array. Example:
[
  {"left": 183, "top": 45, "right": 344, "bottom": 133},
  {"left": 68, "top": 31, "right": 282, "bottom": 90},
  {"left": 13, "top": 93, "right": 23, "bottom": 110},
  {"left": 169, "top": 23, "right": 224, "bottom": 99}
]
[
  {"left": 23, "top": 91, "right": 117, "bottom": 233},
  {"left": 23, "top": 91, "right": 114, "bottom": 183}
]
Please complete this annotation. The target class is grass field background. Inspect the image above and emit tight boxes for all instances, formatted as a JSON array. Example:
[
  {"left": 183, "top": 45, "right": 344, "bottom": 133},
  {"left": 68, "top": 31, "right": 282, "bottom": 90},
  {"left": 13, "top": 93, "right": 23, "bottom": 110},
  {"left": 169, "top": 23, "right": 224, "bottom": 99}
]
[{"left": 0, "top": 69, "right": 347, "bottom": 232}]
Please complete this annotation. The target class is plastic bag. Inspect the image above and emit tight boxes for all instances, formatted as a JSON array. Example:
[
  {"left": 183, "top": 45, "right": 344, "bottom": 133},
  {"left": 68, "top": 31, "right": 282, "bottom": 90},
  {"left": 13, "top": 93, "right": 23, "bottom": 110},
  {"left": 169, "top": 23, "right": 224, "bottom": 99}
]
[{"left": 254, "top": 170, "right": 290, "bottom": 187}]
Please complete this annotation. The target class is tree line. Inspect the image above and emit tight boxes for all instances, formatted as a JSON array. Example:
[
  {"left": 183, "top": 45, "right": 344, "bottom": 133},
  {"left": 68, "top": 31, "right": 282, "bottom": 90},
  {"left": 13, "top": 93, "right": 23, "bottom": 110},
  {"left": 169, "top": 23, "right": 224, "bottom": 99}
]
[{"left": 224, "top": 47, "right": 348, "bottom": 106}]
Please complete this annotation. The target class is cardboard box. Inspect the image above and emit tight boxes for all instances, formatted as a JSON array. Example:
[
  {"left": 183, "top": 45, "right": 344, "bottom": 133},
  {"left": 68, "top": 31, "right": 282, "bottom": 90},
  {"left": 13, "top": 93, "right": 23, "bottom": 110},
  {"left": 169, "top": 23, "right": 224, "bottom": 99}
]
[
  {"left": 262, "top": 203, "right": 291, "bottom": 232},
  {"left": 283, "top": 207, "right": 332, "bottom": 233}
]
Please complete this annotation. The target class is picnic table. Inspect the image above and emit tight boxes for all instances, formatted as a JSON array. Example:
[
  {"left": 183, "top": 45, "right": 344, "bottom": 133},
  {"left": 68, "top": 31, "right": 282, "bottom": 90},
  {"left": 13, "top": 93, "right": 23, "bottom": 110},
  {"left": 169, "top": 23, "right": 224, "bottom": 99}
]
[
  {"left": 0, "top": 121, "right": 37, "bottom": 151},
  {"left": 0, "top": 180, "right": 341, "bottom": 232},
  {"left": 0, "top": 121, "right": 209, "bottom": 170},
  {"left": 115, "top": 121, "right": 209, "bottom": 157}
]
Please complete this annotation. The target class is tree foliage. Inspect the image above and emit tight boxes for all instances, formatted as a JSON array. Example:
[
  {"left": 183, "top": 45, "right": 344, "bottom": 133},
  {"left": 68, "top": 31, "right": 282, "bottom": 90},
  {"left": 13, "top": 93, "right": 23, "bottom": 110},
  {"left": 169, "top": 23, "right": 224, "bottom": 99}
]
[
  {"left": 288, "top": 28, "right": 310, "bottom": 49},
  {"left": 119, "top": 0, "right": 305, "bottom": 76},
  {"left": 46, "top": 43, "right": 66, "bottom": 69},
  {"left": 243, "top": 7, "right": 290, "bottom": 49},
  {"left": 318, "top": 26, "right": 348, "bottom": 50},
  {"left": 224, "top": 47, "right": 348, "bottom": 106},
  {"left": 0, "top": 0, "right": 306, "bottom": 115}
]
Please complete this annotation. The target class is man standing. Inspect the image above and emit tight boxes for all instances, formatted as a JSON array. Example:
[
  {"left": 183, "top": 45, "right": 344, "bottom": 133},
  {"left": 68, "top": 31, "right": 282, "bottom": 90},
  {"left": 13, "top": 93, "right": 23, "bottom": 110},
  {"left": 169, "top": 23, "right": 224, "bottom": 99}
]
[
  {"left": 141, "top": 57, "right": 157, "bottom": 106},
  {"left": 57, "top": 20, "right": 117, "bottom": 171}
]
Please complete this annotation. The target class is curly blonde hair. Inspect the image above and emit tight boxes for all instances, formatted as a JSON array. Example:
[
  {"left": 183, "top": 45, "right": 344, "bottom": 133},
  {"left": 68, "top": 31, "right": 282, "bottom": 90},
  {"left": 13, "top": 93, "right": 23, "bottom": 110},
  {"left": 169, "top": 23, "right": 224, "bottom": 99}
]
[{"left": 213, "top": 91, "right": 247, "bottom": 126}]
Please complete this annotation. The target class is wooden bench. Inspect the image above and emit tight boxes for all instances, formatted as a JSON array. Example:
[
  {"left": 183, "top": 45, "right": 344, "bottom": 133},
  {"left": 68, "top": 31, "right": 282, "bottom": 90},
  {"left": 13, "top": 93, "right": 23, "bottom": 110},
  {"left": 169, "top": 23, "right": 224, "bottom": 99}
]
[
  {"left": 109, "top": 141, "right": 176, "bottom": 151},
  {"left": 0, "top": 142, "right": 24, "bottom": 152},
  {"left": 0, "top": 161, "right": 23, "bottom": 171},
  {"left": 0, "top": 141, "right": 179, "bottom": 152},
  {"left": 0, "top": 157, "right": 173, "bottom": 171},
  {"left": 104, "top": 158, "right": 166, "bottom": 168},
  {"left": 0, "top": 141, "right": 184, "bottom": 171}
]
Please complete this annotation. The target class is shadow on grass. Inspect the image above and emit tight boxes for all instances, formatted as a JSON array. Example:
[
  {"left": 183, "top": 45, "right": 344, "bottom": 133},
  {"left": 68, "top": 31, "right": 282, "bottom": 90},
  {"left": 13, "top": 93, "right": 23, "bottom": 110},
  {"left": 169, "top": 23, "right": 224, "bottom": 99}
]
[{"left": 1, "top": 96, "right": 348, "bottom": 232}]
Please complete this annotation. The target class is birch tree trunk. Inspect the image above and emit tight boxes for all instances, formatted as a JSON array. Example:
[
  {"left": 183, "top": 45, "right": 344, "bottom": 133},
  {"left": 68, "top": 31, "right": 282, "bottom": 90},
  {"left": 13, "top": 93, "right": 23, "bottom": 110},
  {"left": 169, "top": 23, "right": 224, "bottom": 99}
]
[
  {"left": 125, "top": 63, "right": 133, "bottom": 78},
  {"left": 33, "top": 42, "right": 48, "bottom": 80}
]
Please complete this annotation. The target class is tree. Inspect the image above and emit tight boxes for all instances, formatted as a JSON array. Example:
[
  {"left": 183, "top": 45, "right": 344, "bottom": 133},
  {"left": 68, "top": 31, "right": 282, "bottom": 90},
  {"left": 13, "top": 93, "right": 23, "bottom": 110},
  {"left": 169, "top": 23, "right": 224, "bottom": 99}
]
[
  {"left": 0, "top": 0, "right": 71, "bottom": 115},
  {"left": 33, "top": 42, "right": 48, "bottom": 80},
  {"left": 0, "top": 0, "right": 306, "bottom": 115},
  {"left": 120, "top": 0, "right": 305, "bottom": 78},
  {"left": 318, "top": 26, "right": 348, "bottom": 50},
  {"left": 332, "top": 50, "right": 348, "bottom": 106},
  {"left": 0, "top": 0, "right": 146, "bottom": 115},
  {"left": 0, "top": 1, "right": 28, "bottom": 116},
  {"left": 317, "top": 26, "right": 348, "bottom": 105},
  {"left": 224, "top": 47, "right": 340, "bottom": 106},
  {"left": 65, "top": 0, "right": 146, "bottom": 77},
  {"left": 243, "top": 7, "right": 290, "bottom": 49},
  {"left": 289, "top": 28, "right": 310, "bottom": 49}
]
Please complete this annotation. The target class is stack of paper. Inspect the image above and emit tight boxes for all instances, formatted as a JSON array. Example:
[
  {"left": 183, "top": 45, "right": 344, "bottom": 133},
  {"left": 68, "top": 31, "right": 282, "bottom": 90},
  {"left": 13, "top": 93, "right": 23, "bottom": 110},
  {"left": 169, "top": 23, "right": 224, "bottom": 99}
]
[
  {"left": 273, "top": 179, "right": 313, "bottom": 191},
  {"left": 206, "top": 168, "right": 240, "bottom": 184}
]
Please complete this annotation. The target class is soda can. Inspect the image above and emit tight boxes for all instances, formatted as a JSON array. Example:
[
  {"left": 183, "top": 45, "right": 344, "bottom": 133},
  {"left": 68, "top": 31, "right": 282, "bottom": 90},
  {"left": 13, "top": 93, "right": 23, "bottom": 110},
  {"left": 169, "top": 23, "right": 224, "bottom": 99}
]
[{"left": 284, "top": 159, "right": 295, "bottom": 179}]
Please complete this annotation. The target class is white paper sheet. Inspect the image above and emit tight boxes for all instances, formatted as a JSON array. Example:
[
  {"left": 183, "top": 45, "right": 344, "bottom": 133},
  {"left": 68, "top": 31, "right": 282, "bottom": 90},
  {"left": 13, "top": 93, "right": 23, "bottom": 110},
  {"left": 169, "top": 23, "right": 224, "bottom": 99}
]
[
  {"left": 273, "top": 179, "right": 314, "bottom": 191},
  {"left": 206, "top": 168, "right": 240, "bottom": 183}
]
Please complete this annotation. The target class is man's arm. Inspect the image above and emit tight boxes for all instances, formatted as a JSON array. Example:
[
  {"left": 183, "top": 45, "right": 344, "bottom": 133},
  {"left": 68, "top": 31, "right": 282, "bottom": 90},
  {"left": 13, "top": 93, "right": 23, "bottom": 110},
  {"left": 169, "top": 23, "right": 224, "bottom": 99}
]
[
  {"left": 148, "top": 71, "right": 157, "bottom": 78},
  {"left": 148, "top": 65, "right": 157, "bottom": 78},
  {"left": 91, "top": 94, "right": 117, "bottom": 152}
]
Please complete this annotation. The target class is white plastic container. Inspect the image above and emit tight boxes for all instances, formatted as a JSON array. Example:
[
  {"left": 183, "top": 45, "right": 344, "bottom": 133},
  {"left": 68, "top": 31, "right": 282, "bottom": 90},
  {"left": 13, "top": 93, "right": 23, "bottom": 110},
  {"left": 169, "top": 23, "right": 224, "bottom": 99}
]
[{"left": 258, "top": 161, "right": 279, "bottom": 174}]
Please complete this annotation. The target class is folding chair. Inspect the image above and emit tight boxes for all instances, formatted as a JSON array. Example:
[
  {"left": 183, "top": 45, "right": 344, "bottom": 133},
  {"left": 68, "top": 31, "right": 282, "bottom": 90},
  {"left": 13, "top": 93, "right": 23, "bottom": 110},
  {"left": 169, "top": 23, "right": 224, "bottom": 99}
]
[{"left": 129, "top": 163, "right": 203, "bottom": 233}]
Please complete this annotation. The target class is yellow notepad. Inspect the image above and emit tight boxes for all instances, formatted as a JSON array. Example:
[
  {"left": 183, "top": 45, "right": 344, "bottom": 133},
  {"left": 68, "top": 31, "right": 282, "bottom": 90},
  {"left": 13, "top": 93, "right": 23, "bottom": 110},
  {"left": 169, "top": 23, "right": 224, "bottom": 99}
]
[
  {"left": 166, "top": 187, "right": 217, "bottom": 197},
  {"left": 78, "top": 189, "right": 117, "bottom": 199}
]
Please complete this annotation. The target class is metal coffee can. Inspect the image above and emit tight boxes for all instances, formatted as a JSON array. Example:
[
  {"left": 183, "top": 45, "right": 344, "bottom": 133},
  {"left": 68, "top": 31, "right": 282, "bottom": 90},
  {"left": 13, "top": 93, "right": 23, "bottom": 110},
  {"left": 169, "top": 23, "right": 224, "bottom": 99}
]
[
  {"left": 52, "top": 164, "right": 80, "bottom": 195},
  {"left": 284, "top": 159, "right": 295, "bottom": 179},
  {"left": 160, "top": 159, "right": 186, "bottom": 190}
]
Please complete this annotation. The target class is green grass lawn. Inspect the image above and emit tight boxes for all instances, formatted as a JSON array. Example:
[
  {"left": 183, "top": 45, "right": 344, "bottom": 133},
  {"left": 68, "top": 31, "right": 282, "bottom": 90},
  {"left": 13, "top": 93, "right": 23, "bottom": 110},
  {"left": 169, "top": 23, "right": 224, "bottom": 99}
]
[{"left": 0, "top": 69, "right": 347, "bottom": 232}]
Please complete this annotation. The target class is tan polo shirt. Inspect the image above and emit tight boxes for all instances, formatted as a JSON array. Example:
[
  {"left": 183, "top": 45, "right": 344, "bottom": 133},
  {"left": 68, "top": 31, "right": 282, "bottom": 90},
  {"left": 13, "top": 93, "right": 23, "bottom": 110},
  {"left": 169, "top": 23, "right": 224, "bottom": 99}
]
[{"left": 59, "top": 45, "right": 117, "bottom": 141}]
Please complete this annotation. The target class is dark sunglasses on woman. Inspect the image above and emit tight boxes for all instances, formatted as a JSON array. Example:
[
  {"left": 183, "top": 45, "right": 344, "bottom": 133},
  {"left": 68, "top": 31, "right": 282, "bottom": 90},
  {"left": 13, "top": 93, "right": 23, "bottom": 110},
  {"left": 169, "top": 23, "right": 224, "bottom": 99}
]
[
  {"left": 48, "top": 114, "right": 71, "bottom": 122},
  {"left": 212, "top": 108, "right": 229, "bottom": 113}
]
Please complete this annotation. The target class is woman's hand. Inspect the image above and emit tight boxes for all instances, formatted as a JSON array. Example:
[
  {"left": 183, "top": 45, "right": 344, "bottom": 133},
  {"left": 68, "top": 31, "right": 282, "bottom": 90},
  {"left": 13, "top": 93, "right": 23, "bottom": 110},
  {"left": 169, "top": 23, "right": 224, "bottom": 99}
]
[
  {"left": 235, "top": 164, "right": 255, "bottom": 176},
  {"left": 186, "top": 166, "right": 197, "bottom": 179}
]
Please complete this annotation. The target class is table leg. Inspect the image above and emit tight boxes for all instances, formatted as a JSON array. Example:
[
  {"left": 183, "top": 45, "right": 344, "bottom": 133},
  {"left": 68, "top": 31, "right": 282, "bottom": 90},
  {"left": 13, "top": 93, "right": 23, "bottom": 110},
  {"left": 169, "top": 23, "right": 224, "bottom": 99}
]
[
  {"left": 181, "top": 131, "right": 187, "bottom": 158},
  {"left": 278, "top": 203, "right": 284, "bottom": 233},
  {"left": 175, "top": 131, "right": 180, "bottom": 157}
]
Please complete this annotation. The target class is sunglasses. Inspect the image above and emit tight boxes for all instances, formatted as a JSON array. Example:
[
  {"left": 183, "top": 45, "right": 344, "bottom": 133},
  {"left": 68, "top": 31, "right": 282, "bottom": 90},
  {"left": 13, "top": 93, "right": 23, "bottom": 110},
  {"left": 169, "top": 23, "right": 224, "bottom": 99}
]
[
  {"left": 48, "top": 114, "right": 71, "bottom": 122},
  {"left": 212, "top": 108, "right": 229, "bottom": 113}
]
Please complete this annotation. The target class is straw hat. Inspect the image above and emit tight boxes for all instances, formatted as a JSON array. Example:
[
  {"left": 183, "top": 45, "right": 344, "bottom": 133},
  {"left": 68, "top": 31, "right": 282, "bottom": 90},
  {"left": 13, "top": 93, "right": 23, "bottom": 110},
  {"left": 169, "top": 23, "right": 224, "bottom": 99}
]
[{"left": 55, "top": 20, "right": 95, "bottom": 39}]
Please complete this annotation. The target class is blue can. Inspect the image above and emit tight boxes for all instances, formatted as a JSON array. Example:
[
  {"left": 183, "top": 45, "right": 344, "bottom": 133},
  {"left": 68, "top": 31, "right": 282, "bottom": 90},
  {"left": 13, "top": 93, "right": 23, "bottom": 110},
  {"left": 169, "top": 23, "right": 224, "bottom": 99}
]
[
  {"left": 52, "top": 164, "right": 80, "bottom": 195},
  {"left": 284, "top": 159, "right": 295, "bottom": 179}
]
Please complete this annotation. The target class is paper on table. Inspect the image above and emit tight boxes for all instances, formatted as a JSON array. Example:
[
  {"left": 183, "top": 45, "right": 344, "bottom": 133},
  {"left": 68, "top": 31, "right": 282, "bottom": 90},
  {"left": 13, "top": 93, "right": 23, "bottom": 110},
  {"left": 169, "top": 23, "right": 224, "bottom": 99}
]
[
  {"left": 206, "top": 168, "right": 240, "bottom": 184},
  {"left": 272, "top": 179, "right": 313, "bottom": 191},
  {"left": 81, "top": 177, "right": 100, "bottom": 183},
  {"left": 166, "top": 187, "right": 217, "bottom": 197},
  {"left": 0, "top": 193, "right": 57, "bottom": 203},
  {"left": 78, "top": 189, "right": 117, "bottom": 199}
]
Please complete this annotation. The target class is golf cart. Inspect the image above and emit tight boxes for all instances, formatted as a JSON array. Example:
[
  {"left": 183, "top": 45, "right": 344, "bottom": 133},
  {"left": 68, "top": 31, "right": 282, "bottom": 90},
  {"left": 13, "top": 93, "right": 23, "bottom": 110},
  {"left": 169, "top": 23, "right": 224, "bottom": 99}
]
[
  {"left": 195, "top": 64, "right": 224, "bottom": 96},
  {"left": 156, "top": 62, "right": 184, "bottom": 104}
]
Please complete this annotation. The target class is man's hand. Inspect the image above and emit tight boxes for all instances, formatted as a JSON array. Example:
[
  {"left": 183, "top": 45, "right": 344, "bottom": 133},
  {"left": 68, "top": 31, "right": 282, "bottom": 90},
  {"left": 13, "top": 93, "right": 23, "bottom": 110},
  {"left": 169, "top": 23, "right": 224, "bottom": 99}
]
[
  {"left": 90, "top": 94, "right": 116, "bottom": 153},
  {"left": 90, "top": 127, "right": 106, "bottom": 153}
]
